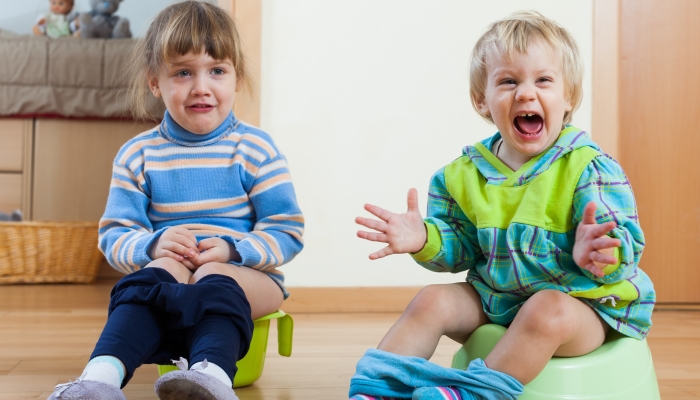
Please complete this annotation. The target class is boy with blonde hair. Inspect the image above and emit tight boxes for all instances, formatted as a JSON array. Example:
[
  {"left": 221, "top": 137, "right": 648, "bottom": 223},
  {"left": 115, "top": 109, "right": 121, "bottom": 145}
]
[{"left": 349, "top": 10, "right": 654, "bottom": 400}]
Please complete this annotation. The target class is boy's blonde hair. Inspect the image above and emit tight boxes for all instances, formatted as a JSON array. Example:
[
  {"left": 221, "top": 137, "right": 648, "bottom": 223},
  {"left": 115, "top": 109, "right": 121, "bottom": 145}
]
[
  {"left": 470, "top": 10, "right": 583, "bottom": 125},
  {"left": 126, "top": 1, "right": 248, "bottom": 121}
]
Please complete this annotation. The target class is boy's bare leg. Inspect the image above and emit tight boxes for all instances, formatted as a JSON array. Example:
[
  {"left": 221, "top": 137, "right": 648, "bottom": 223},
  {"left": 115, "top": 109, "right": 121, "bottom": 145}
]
[
  {"left": 485, "top": 289, "right": 609, "bottom": 384},
  {"left": 377, "top": 282, "right": 489, "bottom": 359},
  {"left": 190, "top": 263, "right": 284, "bottom": 320}
]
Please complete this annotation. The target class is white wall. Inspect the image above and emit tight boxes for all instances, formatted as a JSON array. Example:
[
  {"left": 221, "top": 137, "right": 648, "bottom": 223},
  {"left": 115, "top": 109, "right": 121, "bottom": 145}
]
[{"left": 261, "top": 0, "right": 593, "bottom": 287}]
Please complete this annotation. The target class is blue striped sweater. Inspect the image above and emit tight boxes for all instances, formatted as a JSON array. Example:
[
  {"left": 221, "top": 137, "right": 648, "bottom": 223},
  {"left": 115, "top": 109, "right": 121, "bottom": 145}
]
[{"left": 98, "top": 111, "right": 304, "bottom": 294}]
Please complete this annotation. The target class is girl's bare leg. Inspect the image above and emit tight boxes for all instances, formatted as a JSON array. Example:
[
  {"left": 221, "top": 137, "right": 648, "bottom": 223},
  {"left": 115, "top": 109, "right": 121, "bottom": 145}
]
[
  {"left": 377, "top": 282, "right": 489, "bottom": 359},
  {"left": 485, "top": 289, "right": 609, "bottom": 384},
  {"left": 145, "top": 257, "right": 193, "bottom": 284},
  {"left": 190, "top": 263, "right": 284, "bottom": 320}
]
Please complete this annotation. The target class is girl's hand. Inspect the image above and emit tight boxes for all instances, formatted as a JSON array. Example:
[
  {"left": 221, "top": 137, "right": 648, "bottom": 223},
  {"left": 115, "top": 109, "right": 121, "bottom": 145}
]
[
  {"left": 189, "top": 237, "right": 240, "bottom": 266},
  {"left": 573, "top": 202, "right": 622, "bottom": 277},
  {"left": 355, "top": 188, "right": 427, "bottom": 260},
  {"left": 149, "top": 226, "right": 199, "bottom": 264}
]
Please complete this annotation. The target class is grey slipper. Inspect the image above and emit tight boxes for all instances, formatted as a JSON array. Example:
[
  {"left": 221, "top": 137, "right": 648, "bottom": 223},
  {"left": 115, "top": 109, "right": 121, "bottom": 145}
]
[
  {"left": 47, "top": 378, "right": 126, "bottom": 400},
  {"left": 154, "top": 370, "right": 239, "bottom": 400}
]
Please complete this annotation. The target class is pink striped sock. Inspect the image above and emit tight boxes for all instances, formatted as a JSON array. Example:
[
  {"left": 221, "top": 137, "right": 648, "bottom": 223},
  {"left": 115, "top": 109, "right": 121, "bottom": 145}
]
[{"left": 412, "top": 386, "right": 462, "bottom": 400}]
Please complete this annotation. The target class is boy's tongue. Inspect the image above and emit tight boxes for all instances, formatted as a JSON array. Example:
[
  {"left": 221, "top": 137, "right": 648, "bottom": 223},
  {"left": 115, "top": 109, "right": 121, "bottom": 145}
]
[{"left": 514, "top": 115, "right": 543, "bottom": 135}]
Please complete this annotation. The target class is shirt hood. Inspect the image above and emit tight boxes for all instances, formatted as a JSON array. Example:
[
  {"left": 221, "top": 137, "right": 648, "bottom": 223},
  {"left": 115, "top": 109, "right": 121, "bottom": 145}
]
[{"left": 463, "top": 126, "right": 600, "bottom": 186}]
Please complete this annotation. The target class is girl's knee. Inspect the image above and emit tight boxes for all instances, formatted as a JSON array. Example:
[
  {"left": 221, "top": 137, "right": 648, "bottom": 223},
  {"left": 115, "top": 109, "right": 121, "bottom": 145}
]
[
  {"left": 145, "top": 257, "right": 192, "bottom": 284},
  {"left": 190, "top": 262, "right": 235, "bottom": 284}
]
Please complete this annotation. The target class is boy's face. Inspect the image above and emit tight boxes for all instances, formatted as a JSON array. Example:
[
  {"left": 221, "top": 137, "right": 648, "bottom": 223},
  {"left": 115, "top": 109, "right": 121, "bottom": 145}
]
[
  {"left": 148, "top": 51, "right": 237, "bottom": 135},
  {"left": 477, "top": 39, "right": 572, "bottom": 160}
]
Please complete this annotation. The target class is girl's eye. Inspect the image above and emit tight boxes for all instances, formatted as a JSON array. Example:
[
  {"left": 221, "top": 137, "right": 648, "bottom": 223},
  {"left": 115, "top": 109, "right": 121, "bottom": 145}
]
[
  {"left": 176, "top": 71, "right": 191, "bottom": 77},
  {"left": 212, "top": 68, "right": 225, "bottom": 75},
  {"left": 500, "top": 79, "right": 516, "bottom": 85}
]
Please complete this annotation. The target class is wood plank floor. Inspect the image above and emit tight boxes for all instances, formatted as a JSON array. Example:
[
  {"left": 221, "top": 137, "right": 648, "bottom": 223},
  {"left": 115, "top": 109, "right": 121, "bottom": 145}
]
[{"left": 0, "top": 281, "right": 698, "bottom": 399}]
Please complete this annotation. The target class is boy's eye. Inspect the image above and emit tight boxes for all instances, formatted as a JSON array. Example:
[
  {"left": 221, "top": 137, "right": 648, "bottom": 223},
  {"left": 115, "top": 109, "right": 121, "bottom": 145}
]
[
  {"left": 176, "top": 70, "right": 191, "bottom": 77},
  {"left": 500, "top": 79, "right": 516, "bottom": 85}
]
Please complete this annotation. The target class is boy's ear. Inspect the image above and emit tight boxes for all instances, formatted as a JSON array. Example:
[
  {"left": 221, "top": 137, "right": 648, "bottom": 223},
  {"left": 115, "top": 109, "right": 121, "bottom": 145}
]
[
  {"left": 148, "top": 76, "right": 162, "bottom": 98},
  {"left": 476, "top": 97, "right": 490, "bottom": 117}
]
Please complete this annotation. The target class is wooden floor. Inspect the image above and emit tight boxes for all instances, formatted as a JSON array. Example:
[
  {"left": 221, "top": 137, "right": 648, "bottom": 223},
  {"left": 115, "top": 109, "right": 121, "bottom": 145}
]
[{"left": 0, "top": 281, "right": 699, "bottom": 399}]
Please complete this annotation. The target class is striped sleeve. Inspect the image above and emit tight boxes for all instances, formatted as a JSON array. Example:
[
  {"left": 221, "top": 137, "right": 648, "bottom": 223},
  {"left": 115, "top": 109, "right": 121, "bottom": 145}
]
[
  {"left": 572, "top": 153, "right": 645, "bottom": 283},
  {"left": 98, "top": 137, "right": 162, "bottom": 273},
  {"left": 411, "top": 167, "right": 481, "bottom": 273},
  {"left": 230, "top": 148, "right": 304, "bottom": 271}
]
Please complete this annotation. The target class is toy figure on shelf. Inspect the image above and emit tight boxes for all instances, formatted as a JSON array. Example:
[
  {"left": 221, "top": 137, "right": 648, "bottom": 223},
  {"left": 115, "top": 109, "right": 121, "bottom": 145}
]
[
  {"left": 32, "top": 0, "right": 79, "bottom": 39},
  {"left": 78, "top": 0, "right": 132, "bottom": 39}
]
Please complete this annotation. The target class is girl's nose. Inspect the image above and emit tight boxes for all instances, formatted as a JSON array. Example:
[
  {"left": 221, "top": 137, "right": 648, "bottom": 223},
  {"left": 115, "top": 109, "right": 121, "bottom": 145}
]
[{"left": 191, "top": 76, "right": 211, "bottom": 96}]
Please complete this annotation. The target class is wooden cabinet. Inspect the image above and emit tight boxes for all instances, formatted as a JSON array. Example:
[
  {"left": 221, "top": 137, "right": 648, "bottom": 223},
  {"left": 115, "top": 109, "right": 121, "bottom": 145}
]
[
  {"left": 32, "top": 119, "right": 154, "bottom": 222},
  {"left": 0, "top": 119, "right": 32, "bottom": 217}
]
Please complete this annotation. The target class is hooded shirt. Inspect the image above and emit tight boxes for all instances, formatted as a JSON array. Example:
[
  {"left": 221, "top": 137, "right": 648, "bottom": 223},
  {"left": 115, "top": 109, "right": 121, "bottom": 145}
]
[{"left": 411, "top": 126, "right": 655, "bottom": 340}]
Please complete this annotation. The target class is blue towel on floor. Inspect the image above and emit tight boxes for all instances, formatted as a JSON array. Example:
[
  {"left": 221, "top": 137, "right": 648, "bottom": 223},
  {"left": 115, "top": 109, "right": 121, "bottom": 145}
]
[{"left": 349, "top": 349, "right": 523, "bottom": 400}]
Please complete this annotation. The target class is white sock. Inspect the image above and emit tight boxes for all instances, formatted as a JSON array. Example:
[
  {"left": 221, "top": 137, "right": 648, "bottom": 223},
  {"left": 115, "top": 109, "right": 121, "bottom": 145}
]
[
  {"left": 81, "top": 355, "right": 125, "bottom": 388},
  {"left": 191, "top": 360, "right": 232, "bottom": 388}
]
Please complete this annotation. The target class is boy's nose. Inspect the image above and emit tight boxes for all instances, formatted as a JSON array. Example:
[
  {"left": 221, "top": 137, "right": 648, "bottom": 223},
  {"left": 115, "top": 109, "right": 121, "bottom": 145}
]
[{"left": 515, "top": 84, "right": 537, "bottom": 102}]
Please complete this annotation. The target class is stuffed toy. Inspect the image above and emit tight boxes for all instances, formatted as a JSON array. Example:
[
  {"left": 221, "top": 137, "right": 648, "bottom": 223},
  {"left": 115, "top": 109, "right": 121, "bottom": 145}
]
[
  {"left": 0, "top": 210, "right": 22, "bottom": 222},
  {"left": 78, "top": 0, "right": 131, "bottom": 39},
  {"left": 33, "top": 0, "right": 79, "bottom": 39}
]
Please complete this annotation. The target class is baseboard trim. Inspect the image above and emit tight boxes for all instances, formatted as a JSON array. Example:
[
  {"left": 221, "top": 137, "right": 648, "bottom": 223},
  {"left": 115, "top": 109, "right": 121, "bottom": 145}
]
[{"left": 282, "top": 287, "right": 422, "bottom": 313}]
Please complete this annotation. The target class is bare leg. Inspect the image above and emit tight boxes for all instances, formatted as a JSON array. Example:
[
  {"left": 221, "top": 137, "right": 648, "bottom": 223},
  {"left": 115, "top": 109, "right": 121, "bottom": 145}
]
[
  {"left": 190, "top": 263, "right": 284, "bottom": 320},
  {"left": 378, "top": 282, "right": 489, "bottom": 359},
  {"left": 485, "top": 289, "right": 609, "bottom": 384},
  {"left": 144, "top": 257, "right": 193, "bottom": 284}
]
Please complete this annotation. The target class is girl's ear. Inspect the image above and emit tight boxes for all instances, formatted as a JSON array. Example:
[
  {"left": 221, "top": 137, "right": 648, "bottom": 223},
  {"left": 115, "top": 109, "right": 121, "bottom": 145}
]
[{"left": 148, "top": 76, "right": 161, "bottom": 98}]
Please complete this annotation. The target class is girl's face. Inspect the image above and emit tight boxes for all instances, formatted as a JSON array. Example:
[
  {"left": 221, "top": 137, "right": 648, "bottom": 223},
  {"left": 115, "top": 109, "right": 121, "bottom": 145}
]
[
  {"left": 149, "top": 51, "right": 237, "bottom": 135},
  {"left": 477, "top": 39, "right": 572, "bottom": 167}
]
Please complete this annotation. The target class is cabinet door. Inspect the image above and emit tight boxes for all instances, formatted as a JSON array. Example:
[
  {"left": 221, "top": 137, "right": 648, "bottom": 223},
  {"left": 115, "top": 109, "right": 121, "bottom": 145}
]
[
  {"left": 0, "top": 173, "right": 21, "bottom": 213},
  {"left": 32, "top": 119, "right": 156, "bottom": 222}
]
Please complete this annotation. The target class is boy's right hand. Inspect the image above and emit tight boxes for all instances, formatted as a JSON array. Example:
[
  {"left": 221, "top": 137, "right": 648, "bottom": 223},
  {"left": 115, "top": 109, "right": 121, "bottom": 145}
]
[
  {"left": 355, "top": 188, "right": 427, "bottom": 260},
  {"left": 149, "top": 226, "right": 200, "bottom": 268}
]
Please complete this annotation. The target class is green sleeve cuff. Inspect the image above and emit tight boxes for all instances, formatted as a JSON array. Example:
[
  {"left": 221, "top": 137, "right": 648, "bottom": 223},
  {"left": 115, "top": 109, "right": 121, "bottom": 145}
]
[
  {"left": 411, "top": 222, "right": 442, "bottom": 262},
  {"left": 601, "top": 246, "right": 621, "bottom": 275}
]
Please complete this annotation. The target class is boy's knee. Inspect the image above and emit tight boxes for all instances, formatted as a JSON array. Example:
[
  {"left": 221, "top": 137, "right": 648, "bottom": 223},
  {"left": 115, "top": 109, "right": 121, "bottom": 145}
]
[
  {"left": 404, "top": 284, "right": 457, "bottom": 322},
  {"left": 145, "top": 257, "right": 192, "bottom": 284},
  {"left": 518, "top": 290, "right": 575, "bottom": 336}
]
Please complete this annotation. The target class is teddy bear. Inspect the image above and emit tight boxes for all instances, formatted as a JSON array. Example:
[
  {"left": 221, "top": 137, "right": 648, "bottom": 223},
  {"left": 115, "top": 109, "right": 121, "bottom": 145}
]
[
  {"left": 0, "top": 210, "right": 22, "bottom": 222},
  {"left": 78, "top": 0, "right": 131, "bottom": 39},
  {"left": 33, "top": 0, "right": 80, "bottom": 39}
]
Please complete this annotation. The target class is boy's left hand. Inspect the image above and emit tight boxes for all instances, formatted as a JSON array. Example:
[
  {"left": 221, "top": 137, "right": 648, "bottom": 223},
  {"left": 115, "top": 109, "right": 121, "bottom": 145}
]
[
  {"left": 188, "top": 237, "right": 240, "bottom": 267},
  {"left": 573, "top": 202, "right": 621, "bottom": 277}
]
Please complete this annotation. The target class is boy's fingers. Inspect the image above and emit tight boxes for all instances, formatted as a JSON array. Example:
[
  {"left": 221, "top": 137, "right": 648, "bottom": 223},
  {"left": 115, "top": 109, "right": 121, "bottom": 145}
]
[
  {"left": 356, "top": 217, "right": 386, "bottom": 233},
  {"left": 406, "top": 188, "right": 419, "bottom": 213},
  {"left": 357, "top": 230, "right": 388, "bottom": 243},
  {"left": 584, "top": 262, "right": 605, "bottom": 277},
  {"left": 592, "top": 221, "right": 617, "bottom": 237},
  {"left": 160, "top": 250, "right": 184, "bottom": 262},
  {"left": 592, "top": 237, "right": 621, "bottom": 250},
  {"left": 369, "top": 246, "right": 394, "bottom": 260},
  {"left": 581, "top": 202, "right": 598, "bottom": 225},
  {"left": 364, "top": 203, "right": 392, "bottom": 222},
  {"left": 590, "top": 251, "right": 617, "bottom": 265}
]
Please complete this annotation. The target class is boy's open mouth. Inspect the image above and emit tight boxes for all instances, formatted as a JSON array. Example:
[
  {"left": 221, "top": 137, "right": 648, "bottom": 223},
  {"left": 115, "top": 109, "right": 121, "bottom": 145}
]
[{"left": 513, "top": 113, "right": 544, "bottom": 136}]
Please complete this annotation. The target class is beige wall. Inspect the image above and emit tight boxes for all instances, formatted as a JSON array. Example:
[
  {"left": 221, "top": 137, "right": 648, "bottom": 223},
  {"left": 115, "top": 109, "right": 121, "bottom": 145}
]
[{"left": 260, "top": 1, "right": 594, "bottom": 287}]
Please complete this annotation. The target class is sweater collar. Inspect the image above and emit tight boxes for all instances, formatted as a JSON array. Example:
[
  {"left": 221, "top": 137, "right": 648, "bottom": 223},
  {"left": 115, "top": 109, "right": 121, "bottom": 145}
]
[{"left": 158, "top": 110, "right": 239, "bottom": 147}]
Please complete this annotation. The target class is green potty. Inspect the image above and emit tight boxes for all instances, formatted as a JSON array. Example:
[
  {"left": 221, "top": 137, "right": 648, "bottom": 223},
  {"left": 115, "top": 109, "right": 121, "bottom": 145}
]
[
  {"left": 158, "top": 310, "right": 293, "bottom": 388},
  {"left": 451, "top": 324, "right": 660, "bottom": 400}
]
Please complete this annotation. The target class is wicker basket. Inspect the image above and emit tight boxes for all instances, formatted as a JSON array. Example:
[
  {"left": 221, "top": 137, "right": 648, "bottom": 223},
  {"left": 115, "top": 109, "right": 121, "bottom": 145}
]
[{"left": 0, "top": 221, "right": 103, "bottom": 284}]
